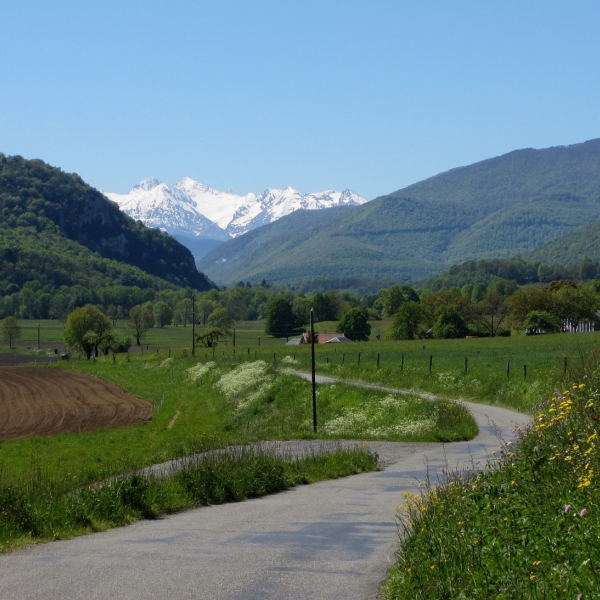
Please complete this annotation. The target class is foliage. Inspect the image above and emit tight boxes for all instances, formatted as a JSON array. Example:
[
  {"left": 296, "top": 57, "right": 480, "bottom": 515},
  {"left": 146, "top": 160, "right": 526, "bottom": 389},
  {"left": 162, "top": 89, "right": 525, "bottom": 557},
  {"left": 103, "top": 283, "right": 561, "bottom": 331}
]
[
  {"left": 196, "top": 327, "right": 225, "bottom": 348},
  {"left": 63, "top": 305, "right": 112, "bottom": 359},
  {"left": 128, "top": 304, "right": 155, "bottom": 345},
  {"left": 523, "top": 310, "right": 560, "bottom": 333},
  {"left": 336, "top": 306, "right": 371, "bottom": 341},
  {"left": 390, "top": 302, "right": 427, "bottom": 340},
  {"left": 381, "top": 372, "right": 600, "bottom": 599},
  {"left": 153, "top": 301, "right": 173, "bottom": 328},
  {"left": 0, "top": 316, "right": 21, "bottom": 348},
  {"left": 207, "top": 307, "right": 234, "bottom": 333},
  {"left": 264, "top": 297, "right": 299, "bottom": 337},
  {"left": 432, "top": 305, "right": 469, "bottom": 339},
  {"left": 376, "top": 285, "right": 420, "bottom": 317}
]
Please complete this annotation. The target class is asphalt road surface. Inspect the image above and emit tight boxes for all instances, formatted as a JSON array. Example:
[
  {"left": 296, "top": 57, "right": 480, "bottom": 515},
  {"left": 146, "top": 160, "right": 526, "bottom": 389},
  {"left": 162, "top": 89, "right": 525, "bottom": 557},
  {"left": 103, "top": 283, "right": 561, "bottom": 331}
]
[{"left": 0, "top": 376, "right": 530, "bottom": 600}]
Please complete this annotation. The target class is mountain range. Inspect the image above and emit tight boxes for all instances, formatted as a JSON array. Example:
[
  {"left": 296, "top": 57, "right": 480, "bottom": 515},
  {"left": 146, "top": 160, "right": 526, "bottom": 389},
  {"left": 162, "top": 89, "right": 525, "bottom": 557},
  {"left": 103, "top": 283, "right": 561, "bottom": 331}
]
[
  {"left": 196, "top": 138, "right": 600, "bottom": 286},
  {"left": 104, "top": 178, "right": 366, "bottom": 259}
]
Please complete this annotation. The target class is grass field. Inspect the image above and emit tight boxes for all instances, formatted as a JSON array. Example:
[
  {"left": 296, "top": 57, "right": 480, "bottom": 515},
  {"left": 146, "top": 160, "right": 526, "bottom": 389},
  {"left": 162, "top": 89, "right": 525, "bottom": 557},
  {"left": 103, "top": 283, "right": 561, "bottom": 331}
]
[{"left": 0, "top": 353, "right": 475, "bottom": 486}]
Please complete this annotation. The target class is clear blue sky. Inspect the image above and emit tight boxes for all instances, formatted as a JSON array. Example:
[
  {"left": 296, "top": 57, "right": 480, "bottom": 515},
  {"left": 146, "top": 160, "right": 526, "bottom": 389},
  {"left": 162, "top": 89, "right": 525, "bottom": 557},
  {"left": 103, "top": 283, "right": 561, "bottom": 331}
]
[{"left": 1, "top": 1, "right": 599, "bottom": 199}]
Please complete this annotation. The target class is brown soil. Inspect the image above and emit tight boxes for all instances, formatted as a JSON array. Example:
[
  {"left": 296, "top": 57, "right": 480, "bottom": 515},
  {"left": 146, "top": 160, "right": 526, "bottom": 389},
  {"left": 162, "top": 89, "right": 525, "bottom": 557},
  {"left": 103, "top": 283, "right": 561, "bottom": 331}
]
[{"left": 0, "top": 367, "right": 154, "bottom": 440}]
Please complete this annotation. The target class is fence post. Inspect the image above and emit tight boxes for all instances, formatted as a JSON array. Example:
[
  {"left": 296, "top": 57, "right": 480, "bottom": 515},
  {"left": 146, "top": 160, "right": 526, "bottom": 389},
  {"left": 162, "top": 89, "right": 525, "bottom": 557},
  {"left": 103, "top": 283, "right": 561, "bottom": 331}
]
[
  {"left": 429, "top": 355, "right": 433, "bottom": 372},
  {"left": 464, "top": 357, "right": 468, "bottom": 374},
  {"left": 357, "top": 352, "right": 361, "bottom": 367},
  {"left": 377, "top": 353, "right": 380, "bottom": 369},
  {"left": 342, "top": 353, "right": 345, "bottom": 365},
  {"left": 563, "top": 355, "right": 568, "bottom": 374},
  {"left": 326, "top": 355, "right": 329, "bottom": 364},
  {"left": 401, "top": 354, "right": 404, "bottom": 371},
  {"left": 273, "top": 352, "right": 276, "bottom": 364},
  {"left": 506, "top": 360, "right": 510, "bottom": 379},
  {"left": 523, "top": 364, "right": 527, "bottom": 379}
]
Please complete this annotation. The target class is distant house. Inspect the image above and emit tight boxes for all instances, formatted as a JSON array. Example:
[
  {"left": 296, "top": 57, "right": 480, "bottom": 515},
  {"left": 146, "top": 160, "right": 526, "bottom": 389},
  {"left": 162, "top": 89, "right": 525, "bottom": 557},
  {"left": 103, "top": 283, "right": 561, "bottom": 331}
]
[{"left": 299, "top": 332, "right": 353, "bottom": 344}]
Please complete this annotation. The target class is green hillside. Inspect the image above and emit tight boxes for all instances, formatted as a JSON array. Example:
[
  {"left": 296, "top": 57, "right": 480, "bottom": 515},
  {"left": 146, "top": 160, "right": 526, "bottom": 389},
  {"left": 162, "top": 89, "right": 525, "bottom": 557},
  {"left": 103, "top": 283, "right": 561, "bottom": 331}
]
[
  {"left": 198, "top": 139, "right": 600, "bottom": 285},
  {"left": 528, "top": 216, "right": 600, "bottom": 265},
  {"left": 0, "top": 154, "right": 213, "bottom": 290}
]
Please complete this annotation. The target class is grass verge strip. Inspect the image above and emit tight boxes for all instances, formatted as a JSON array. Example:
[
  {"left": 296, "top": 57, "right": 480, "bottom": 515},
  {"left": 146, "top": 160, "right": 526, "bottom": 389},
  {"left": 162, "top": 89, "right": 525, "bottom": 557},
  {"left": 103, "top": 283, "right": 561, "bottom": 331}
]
[
  {"left": 0, "top": 444, "right": 377, "bottom": 553},
  {"left": 380, "top": 364, "right": 600, "bottom": 598}
]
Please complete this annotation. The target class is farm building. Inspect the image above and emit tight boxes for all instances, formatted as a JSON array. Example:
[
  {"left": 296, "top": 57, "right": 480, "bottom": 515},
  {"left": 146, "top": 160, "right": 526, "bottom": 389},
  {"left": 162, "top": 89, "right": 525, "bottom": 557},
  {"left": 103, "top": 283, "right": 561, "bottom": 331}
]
[{"left": 285, "top": 333, "right": 354, "bottom": 345}]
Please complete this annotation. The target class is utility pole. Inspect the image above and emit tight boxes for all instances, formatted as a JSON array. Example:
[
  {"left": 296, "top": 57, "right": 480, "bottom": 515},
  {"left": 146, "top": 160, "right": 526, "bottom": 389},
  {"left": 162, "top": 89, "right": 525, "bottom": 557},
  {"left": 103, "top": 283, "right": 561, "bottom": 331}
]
[
  {"left": 191, "top": 293, "right": 196, "bottom": 357},
  {"left": 310, "top": 309, "right": 317, "bottom": 433}
]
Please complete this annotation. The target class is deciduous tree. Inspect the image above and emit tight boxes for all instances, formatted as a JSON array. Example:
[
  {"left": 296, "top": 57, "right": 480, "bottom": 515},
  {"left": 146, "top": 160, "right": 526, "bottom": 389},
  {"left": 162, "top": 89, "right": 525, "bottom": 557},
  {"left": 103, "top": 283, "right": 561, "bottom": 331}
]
[
  {"left": 0, "top": 316, "right": 21, "bottom": 348},
  {"left": 64, "top": 305, "right": 112, "bottom": 359},
  {"left": 128, "top": 304, "right": 155, "bottom": 345}
]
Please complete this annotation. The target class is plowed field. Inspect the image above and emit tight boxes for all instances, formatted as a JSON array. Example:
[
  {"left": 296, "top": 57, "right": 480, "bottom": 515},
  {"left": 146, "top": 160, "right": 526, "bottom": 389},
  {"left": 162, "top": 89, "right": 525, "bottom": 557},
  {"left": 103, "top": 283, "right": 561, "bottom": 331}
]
[{"left": 0, "top": 367, "right": 154, "bottom": 440}]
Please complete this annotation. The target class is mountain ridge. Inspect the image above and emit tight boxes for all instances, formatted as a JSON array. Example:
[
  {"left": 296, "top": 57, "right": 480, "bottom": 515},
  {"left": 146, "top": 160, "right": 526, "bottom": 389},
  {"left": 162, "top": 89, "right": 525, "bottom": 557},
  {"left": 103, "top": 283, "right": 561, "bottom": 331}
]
[
  {"left": 104, "top": 177, "right": 367, "bottom": 257},
  {"left": 197, "top": 138, "right": 600, "bottom": 285}
]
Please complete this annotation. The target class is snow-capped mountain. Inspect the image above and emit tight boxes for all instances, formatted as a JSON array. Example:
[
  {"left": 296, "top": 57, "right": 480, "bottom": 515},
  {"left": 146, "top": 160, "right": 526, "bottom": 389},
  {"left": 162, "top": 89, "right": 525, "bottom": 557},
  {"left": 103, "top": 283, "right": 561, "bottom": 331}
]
[{"left": 104, "top": 178, "right": 367, "bottom": 245}]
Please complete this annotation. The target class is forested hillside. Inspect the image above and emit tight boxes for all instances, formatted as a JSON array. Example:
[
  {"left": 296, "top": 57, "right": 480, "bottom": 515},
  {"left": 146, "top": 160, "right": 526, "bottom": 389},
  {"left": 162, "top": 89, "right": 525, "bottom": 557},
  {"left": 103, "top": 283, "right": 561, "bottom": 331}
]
[
  {"left": 528, "top": 216, "right": 600, "bottom": 265},
  {"left": 0, "top": 155, "right": 213, "bottom": 290},
  {"left": 198, "top": 139, "right": 600, "bottom": 285}
]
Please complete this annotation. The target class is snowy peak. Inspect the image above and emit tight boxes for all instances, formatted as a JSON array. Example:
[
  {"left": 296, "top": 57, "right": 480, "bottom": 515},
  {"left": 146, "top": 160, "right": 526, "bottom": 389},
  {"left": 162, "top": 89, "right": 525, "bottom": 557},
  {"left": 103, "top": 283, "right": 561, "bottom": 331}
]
[
  {"left": 132, "top": 176, "right": 162, "bottom": 192},
  {"left": 103, "top": 178, "right": 367, "bottom": 253}
]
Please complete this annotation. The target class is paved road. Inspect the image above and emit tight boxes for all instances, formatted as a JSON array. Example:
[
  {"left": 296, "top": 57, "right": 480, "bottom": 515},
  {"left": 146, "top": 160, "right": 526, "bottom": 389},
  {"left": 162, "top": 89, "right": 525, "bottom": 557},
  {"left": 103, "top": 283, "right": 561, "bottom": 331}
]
[{"left": 0, "top": 377, "right": 530, "bottom": 600}]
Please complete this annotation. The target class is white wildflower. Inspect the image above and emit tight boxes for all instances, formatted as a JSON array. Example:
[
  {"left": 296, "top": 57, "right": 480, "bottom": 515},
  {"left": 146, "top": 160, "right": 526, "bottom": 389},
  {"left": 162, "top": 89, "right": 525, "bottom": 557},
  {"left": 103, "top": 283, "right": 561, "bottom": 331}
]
[
  {"left": 215, "top": 361, "right": 270, "bottom": 399},
  {"left": 159, "top": 357, "right": 174, "bottom": 369},
  {"left": 187, "top": 361, "right": 216, "bottom": 382},
  {"left": 281, "top": 355, "right": 299, "bottom": 365}
]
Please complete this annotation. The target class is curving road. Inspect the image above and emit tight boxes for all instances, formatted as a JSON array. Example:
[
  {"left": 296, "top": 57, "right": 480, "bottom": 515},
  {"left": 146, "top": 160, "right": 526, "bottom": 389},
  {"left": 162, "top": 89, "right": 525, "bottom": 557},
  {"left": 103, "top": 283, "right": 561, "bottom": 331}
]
[{"left": 0, "top": 376, "right": 530, "bottom": 600}]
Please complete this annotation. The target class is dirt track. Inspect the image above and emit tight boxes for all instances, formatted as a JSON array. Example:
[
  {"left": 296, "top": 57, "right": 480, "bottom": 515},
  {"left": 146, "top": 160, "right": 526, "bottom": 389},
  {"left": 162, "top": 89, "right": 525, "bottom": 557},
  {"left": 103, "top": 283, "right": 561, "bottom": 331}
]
[{"left": 0, "top": 367, "right": 154, "bottom": 440}]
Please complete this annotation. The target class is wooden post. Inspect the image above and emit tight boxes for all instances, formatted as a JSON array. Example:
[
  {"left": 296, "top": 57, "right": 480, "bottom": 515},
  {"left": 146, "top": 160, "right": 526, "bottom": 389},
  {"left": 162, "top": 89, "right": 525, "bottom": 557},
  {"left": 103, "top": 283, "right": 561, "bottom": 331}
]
[
  {"left": 274, "top": 352, "right": 276, "bottom": 364},
  {"left": 326, "top": 355, "right": 329, "bottom": 364},
  {"left": 506, "top": 360, "right": 510, "bottom": 379},
  {"left": 377, "top": 353, "right": 380, "bottom": 368},
  {"left": 358, "top": 352, "right": 361, "bottom": 367},
  {"left": 233, "top": 328, "right": 236, "bottom": 348},
  {"left": 401, "top": 354, "right": 404, "bottom": 371},
  {"left": 464, "top": 357, "right": 468, "bottom": 374},
  {"left": 563, "top": 355, "right": 568, "bottom": 374},
  {"left": 429, "top": 355, "right": 433, "bottom": 372},
  {"left": 524, "top": 364, "right": 527, "bottom": 379},
  {"left": 248, "top": 347, "right": 250, "bottom": 355},
  {"left": 342, "top": 353, "right": 345, "bottom": 365},
  {"left": 192, "top": 293, "right": 196, "bottom": 357},
  {"left": 310, "top": 309, "right": 317, "bottom": 433}
]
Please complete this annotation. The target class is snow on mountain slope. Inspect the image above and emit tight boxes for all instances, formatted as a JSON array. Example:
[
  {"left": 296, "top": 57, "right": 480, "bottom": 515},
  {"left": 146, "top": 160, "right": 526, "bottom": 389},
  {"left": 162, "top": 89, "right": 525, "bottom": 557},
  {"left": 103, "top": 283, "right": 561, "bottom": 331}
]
[{"left": 104, "top": 177, "right": 367, "bottom": 243}]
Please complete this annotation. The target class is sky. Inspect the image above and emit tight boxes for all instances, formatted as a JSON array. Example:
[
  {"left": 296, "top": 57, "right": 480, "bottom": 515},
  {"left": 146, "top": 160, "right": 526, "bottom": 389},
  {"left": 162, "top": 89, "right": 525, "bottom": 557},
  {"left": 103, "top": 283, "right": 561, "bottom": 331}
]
[{"left": 1, "top": 1, "right": 600, "bottom": 200}]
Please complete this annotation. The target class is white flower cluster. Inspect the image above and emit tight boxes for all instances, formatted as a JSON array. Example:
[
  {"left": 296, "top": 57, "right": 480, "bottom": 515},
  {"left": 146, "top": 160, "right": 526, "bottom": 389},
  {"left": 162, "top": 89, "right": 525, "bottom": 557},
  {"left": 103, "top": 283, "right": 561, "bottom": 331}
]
[
  {"left": 321, "top": 394, "right": 438, "bottom": 438},
  {"left": 281, "top": 355, "right": 299, "bottom": 365},
  {"left": 187, "top": 361, "right": 216, "bottom": 383},
  {"left": 214, "top": 361, "right": 272, "bottom": 400},
  {"left": 159, "top": 357, "right": 174, "bottom": 369}
]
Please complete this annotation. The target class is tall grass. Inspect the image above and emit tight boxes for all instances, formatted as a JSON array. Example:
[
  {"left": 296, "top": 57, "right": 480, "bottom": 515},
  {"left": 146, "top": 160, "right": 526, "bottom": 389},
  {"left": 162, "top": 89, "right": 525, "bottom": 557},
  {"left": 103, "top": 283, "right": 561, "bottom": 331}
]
[
  {"left": 381, "top": 352, "right": 600, "bottom": 599},
  {"left": 0, "top": 444, "right": 378, "bottom": 552}
]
